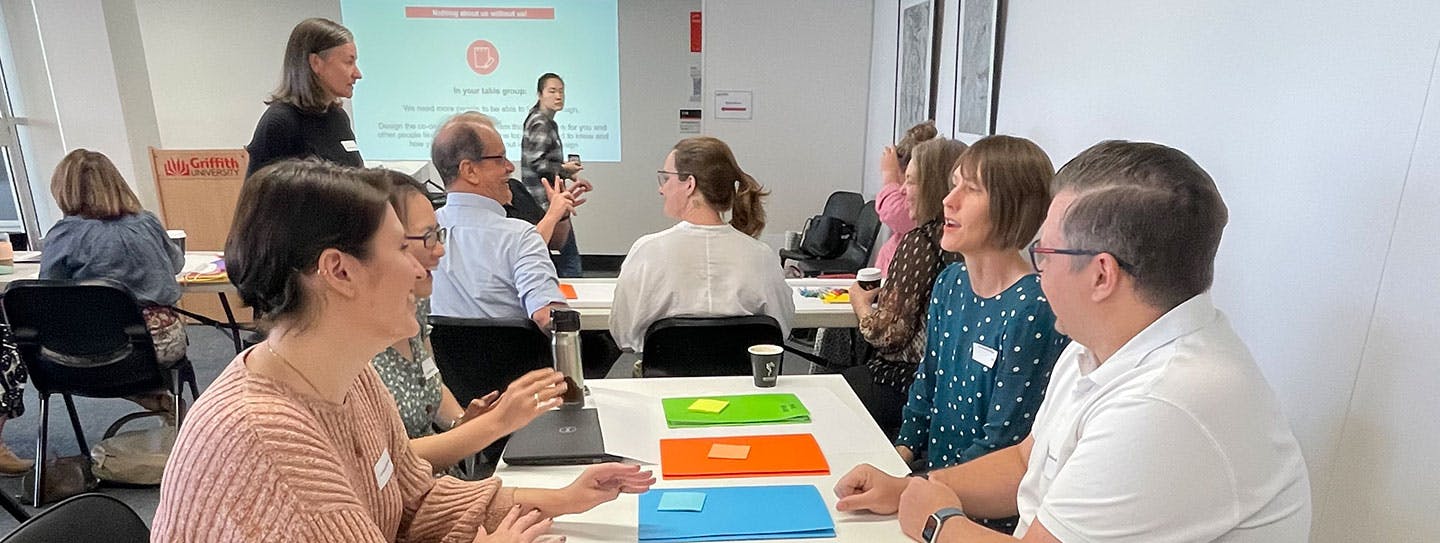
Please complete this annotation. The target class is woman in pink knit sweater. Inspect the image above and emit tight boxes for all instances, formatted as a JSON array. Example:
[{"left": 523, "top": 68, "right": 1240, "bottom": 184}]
[{"left": 153, "top": 159, "right": 654, "bottom": 542}]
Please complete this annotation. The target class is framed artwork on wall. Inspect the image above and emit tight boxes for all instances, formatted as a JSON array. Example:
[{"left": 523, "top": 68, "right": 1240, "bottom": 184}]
[
  {"left": 895, "top": 0, "right": 937, "bottom": 141},
  {"left": 952, "top": 0, "right": 1001, "bottom": 140}
]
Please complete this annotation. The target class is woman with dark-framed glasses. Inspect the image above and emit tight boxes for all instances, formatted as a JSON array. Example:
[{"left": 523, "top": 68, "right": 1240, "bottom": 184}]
[
  {"left": 370, "top": 169, "right": 564, "bottom": 475},
  {"left": 608, "top": 137, "right": 795, "bottom": 357}
]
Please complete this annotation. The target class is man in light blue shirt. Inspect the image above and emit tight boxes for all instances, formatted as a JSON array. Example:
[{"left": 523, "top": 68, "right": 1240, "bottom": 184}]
[{"left": 430, "top": 114, "right": 568, "bottom": 331}]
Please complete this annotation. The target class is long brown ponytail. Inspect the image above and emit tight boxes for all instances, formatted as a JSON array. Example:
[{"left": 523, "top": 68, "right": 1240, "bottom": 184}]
[{"left": 672, "top": 137, "right": 769, "bottom": 237}]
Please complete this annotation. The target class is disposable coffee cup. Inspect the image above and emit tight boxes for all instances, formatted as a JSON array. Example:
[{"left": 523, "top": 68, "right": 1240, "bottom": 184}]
[
  {"left": 857, "top": 267, "right": 883, "bottom": 291},
  {"left": 0, "top": 240, "right": 12, "bottom": 275},
  {"left": 167, "top": 229, "right": 187, "bottom": 254},
  {"left": 749, "top": 344, "right": 783, "bottom": 387},
  {"left": 784, "top": 231, "right": 803, "bottom": 251}
]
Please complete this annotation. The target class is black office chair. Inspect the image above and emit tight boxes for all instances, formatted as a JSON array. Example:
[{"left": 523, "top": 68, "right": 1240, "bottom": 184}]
[
  {"left": 786, "top": 200, "right": 882, "bottom": 277},
  {"left": 428, "top": 316, "right": 552, "bottom": 471},
  {"left": 428, "top": 316, "right": 553, "bottom": 404},
  {"left": 779, "top": 191, "right": 865, "bottom": 265},
  {"left": 2, "top": 279, "right": 200, "bottom": 506},
  {"left": 0, "top": 493, "right": 148, "bottom": 542},
  {"left": 639, "top": 316, "right": 784, "bottom": 377}
]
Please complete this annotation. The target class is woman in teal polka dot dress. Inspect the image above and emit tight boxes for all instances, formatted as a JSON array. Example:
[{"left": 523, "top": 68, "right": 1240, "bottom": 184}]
[{"left": 893, "top": 136, "right": 1070, "bottom": 533}]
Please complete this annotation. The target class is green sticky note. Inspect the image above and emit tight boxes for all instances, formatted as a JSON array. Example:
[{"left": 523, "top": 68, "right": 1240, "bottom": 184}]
[
  {"left": 688, "top": 398, "right": 730, "bottom": 414},
  {"left": 657, "top": 491, "right": 707, "bottom": 512}
]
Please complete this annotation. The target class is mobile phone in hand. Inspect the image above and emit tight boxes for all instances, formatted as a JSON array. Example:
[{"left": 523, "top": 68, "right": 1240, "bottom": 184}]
[{"left": 567, "top": 154, "right": 582, "bottom": 166}]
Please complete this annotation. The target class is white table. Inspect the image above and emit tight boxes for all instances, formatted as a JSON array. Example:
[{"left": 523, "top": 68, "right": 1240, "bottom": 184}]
[
  {"left": 1, "top": 251, "right": 232, "bottom": 291},
  {"left": 495, "top": 375, "right": 908, "bottom": 542},
  {"left": 564, "top": 278, "right": 859, "bottom": 331},
  {"left": 2, "top": 252, "right": 246, "bottom": 350}
]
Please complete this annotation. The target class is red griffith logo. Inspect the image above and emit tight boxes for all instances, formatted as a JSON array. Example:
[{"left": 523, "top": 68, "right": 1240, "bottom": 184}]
[
  {"left": 163, "top": 158, "right": 191, "bottom": 176},
  {"left": 467, "top": 40, "right": 499, "bottom": 75}
]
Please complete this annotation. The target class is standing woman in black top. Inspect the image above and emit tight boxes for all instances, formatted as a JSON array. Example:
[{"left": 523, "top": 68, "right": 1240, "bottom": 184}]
[{"left": 245, "top": 18, "right": 364, "bottom": 177}]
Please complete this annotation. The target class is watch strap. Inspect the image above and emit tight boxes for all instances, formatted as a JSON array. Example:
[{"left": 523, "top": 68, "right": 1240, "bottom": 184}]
[{"left": 923, "top": 507, "right": 965, "bottom": 543}]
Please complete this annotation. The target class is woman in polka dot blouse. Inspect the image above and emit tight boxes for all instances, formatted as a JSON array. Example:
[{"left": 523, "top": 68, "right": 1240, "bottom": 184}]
[
  {"left": 892, "top": 136, "right": 1070, "bottom": 532},
  {"left": 370, "top": 170, "right": 564, "bottom": 475}
]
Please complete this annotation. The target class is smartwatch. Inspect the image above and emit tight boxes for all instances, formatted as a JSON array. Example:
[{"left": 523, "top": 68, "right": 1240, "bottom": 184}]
[{"left": 922, "top": 507, "right": 965, "bottom": 543}]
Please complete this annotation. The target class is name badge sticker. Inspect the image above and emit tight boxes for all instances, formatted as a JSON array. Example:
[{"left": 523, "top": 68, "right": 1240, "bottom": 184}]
[
  {"left": 420, "top": 355, "right": 440, "bottom": 380},
  {"left": 971, "top": 343, "right": 998, "bottom": 369},
  {"left": 374, "top": 448, "right": 393, "bottom": 489},
  {"left": 341, "top": 140, "right": 360, "bottom": 153}
]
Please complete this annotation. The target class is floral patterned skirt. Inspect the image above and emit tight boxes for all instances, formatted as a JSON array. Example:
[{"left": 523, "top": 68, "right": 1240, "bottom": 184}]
[
  {"left": 0, "top": 325, "right": 27, "bottom": 419},
  {"left": 142, "top": 306, "right": 188, "bottom": 368}
]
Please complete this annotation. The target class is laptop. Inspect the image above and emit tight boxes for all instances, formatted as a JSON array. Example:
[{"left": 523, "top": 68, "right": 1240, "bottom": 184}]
[{"left": 502, "top": 407, "right": 619, "bottom": 466}]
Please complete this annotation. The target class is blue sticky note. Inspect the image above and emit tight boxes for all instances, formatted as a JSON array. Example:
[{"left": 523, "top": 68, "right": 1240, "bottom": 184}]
[
  {"left": 657, "top": 491, "right": 707, "bottom": 512},
  {"left": 640, "top": 485, "right": 835, "bottom": 542}
]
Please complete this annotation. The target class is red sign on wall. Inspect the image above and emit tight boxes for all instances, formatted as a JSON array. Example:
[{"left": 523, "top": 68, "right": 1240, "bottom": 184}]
[{"left": 690, "top": 11, "right": 702, "bottom": 53}]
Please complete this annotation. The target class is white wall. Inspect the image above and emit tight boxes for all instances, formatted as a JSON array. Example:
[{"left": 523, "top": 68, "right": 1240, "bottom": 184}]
[
  {"left": 125, "top": 0, "right": 867, "bottom": 254},
  {"left": 1, "top": 0, "right": 147, "bottom": 234},
  {"left": 702, "top": 0, "right": 875, "bottom": 250},
  {"left": 133, "top": 0, "right": 339, "bottom": 149},
  {"left": 1321, "top": 47, "right": 1440, "bottom": 540},
  {"left": 863, "top": 1, "right": 1440, "bottom": 540},
  {"left": 861, "top": 0, "right": 898, "bottom": 196}
]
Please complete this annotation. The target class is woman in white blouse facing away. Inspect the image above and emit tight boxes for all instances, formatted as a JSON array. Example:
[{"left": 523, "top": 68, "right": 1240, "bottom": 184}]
[{"left": 610, "top": 137, "right": 796, "bottom": 354}]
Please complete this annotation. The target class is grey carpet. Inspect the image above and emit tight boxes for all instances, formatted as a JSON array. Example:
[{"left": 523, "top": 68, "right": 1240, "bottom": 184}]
[{"left": 0, "top": 325, "right": 238, "bottom": 533}]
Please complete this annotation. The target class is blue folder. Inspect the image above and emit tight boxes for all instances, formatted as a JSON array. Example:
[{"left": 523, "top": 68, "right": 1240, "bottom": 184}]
[{"left": 639, "top": 485, "right": 837, "bottom": 542}]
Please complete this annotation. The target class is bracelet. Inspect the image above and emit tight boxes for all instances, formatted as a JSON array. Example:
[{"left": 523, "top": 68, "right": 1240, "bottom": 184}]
[{"left": 447, "top": 417, "right": 462, "bottom": 430}]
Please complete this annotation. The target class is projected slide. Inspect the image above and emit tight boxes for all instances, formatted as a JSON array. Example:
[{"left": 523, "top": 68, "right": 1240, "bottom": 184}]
[{"left": 340, "top": 1, "right": 621, "bottom": 161}]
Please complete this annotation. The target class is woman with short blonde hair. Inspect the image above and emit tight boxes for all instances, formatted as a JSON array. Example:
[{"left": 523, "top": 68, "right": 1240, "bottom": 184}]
[{"left": 40, "top": 148, "right": 187, "bottom": 416}]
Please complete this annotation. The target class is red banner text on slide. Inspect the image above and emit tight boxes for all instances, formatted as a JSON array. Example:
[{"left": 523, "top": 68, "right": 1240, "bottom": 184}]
[{"left": 405, "top": 6, "right": 556, "bottom": 19}]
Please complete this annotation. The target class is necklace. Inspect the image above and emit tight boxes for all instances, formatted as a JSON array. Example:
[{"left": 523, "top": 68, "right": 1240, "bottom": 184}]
[{"left": 265, "top": 342, "right": 325, "bottom": 398}]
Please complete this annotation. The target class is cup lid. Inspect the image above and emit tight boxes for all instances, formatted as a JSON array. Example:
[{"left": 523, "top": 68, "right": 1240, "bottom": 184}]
[{"left": 748, "top": 344, "right": 783, "bottom": 355}]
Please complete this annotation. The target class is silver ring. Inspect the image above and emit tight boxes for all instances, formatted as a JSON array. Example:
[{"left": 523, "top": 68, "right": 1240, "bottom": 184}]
[{"left": 533, "top": 392, "right": 541, "bottom": 405}]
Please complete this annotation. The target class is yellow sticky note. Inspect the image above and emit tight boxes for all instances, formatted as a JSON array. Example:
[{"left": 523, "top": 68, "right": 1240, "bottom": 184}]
[
  {"left": 707, "top": 443, "right": 751, "bottom": 460},
  {"left": 688, "top": 399, "right": 730, "bottom": 414}
]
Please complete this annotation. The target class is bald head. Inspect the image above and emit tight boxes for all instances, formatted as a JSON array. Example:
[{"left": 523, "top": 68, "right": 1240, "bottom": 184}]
[
  {"left": 430, "top": 113, "right": 514, "bottom": 203},
  {"left": 431, "top": 116, "right": 493, "bottom": 187}
]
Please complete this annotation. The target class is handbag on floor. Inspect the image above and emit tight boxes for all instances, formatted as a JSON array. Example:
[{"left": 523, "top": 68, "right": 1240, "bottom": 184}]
[
  {"left": 91, "top": 412, "right": 176, "bottom": 486},
  {"left": 22, "top": 453, "right": 98, "bottom": 505}
]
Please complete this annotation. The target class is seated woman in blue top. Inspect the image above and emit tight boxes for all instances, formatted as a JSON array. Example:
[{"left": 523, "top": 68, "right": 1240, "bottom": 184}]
[
  {"left": 40, "top": 149, "right": 187, "bottom": 413},
  {"left": 890, "top": 135, "right": 1070, "bottom": 533}
]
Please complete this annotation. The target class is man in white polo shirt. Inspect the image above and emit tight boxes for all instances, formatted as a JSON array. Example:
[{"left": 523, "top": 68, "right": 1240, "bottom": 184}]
[{"left": 832, "top": 141, "right": 1311, "bottom": 542}]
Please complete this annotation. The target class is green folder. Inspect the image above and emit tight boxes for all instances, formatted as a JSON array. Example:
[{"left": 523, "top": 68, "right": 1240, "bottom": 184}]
[{"left": 661, "top": 393, "right": 812, "bottom": 428}]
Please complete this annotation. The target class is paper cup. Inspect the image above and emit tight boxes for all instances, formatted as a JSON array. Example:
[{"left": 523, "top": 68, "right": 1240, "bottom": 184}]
[{"left": 749, "top": 344, "right": 783, "bottom": 387}]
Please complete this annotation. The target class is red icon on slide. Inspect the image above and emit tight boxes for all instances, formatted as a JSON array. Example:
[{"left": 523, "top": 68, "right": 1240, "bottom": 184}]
[{"left": 468, "top": 40, "right": 499, "bottom": 75}]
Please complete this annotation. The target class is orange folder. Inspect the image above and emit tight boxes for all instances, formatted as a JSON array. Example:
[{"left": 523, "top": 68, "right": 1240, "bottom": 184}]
[
  {"left": 659, "top": 434, "right": 829, "bottom": 479},
  {"left": 558, "top": 283, "right": 577, "bottom": 299}
]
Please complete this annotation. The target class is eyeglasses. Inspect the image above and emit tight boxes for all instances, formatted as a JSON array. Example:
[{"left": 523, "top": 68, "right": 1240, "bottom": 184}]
[
  {"left": 1027, "top": 239, "right": 1135, "bottom": 275},
  {"left": 656, "top": 170, "right": 691, "bottom": 187},
  {"left": 405, "top": 227, "right": 448, "bottom": 248},
  {"left": 472, "top": 153, "right": 510, "bottom": 165}
]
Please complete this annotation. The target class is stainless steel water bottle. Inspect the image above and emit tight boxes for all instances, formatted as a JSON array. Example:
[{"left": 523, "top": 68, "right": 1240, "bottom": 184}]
[{"left": 550, "top": 308, "right": 585, "bottom": 407}]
